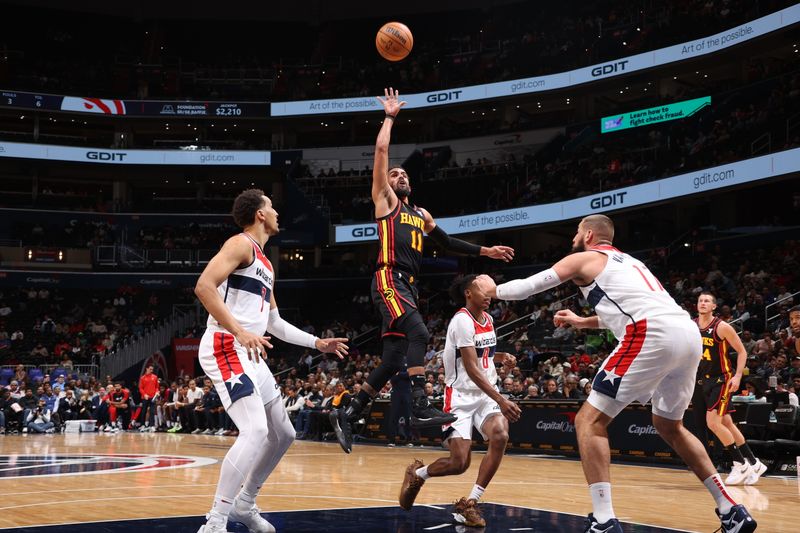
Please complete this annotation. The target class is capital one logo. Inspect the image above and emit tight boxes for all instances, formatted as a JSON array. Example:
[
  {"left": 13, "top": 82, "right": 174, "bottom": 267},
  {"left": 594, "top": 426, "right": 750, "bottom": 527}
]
[
  {"left": 591, "top": 60, "right": 629, "bottom": 77},
  {"left": 590, "top": 191, "right": 627, "bottom": 210},
  {"left": 535, "top": 412, "right": 577, "bottom": 433},
  {"left": 86, "top": 151, "right": 127, "bottom": 162},
  {"left": 426, "top": 90, "right": 463, "bottom": 103},
  {"left": 351, "top": 226, "right": 377, "bottom": 238},
  {"left": 628, "top": 424, "right": 659, "bottom": 436}
]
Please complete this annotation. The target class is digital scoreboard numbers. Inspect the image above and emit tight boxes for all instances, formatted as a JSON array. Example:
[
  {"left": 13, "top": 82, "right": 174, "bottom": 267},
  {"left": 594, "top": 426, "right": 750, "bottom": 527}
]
[{"left": 1, "top": 91, "right": 63, "bottom": 111}]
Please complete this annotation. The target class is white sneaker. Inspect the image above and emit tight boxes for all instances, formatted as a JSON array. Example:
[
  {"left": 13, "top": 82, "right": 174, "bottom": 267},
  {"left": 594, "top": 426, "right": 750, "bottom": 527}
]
[
  {"left": 215, "top": 428, "right": 226, "bottom": 436},
  {"left": 197, "top": 513, "right": 228, "bottom": 533},
  {"left": 192, "top": 428, "right": 203, "bottom": 434},
  {"left": 149, "top": 426, "right": 157, "bottom": 433},
  {"left": 744, "top": 459, "right": 767, "bottom": 485},
  {"left": 230, "top": 500, "right": 276, "bottom": 533},
  {"left": 725, "top": 461, "right": 751, "bottom": 485},
  {"left": 139, "top": 425, "right": 148, "bottom": 433},
  {"left": 201, "top": 429, "right": 213, "bottom": 435}
]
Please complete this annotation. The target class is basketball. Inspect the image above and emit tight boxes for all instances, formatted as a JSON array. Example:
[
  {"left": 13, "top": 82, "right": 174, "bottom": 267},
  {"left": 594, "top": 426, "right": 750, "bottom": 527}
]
[{"left": 376, "top": 21, "right": 413, "bottom": 61}]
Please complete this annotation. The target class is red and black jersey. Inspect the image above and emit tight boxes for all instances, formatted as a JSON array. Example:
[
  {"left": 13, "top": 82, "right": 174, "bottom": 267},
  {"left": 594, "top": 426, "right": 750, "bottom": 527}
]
[
  {"left": 376, "top": 201, "right": 425, "bottom": 279},
  {"left": 110, "top": 388, "right": 130, "bottom": 404},
  {"left": 695, "top": 317, "right": 732, "bottom": 379}
]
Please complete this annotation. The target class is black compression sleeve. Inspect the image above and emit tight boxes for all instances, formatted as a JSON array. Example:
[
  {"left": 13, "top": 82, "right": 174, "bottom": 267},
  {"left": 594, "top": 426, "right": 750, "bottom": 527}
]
[{"left": 428, "top": 225, "right": 482, "bottom": 256}]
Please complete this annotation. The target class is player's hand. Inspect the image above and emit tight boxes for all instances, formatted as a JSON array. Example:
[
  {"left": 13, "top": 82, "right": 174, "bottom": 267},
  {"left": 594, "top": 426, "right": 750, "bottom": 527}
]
[
  {"left": 728, "top": 373, "right": 742, "bottom": 393},
  {"left": 315, "top": 337, "right": 350, "bottom": 359},
  {"left": 484, "top": 245, "right": 514, "bottom": 262},
  {"left": 475, "top": 274, "right": 498, "bottom": 298},
  {"left": 554, "top": 309, "right": 581, "bottom": 328},
  {"left": 235, "top": 330, "right": 273, "bottom": 362},
  {"left": 377, "top": 87, "right": 407, "bottom": 117},
  {"left": 501, "top": 353, "right": 517, "bottom": 370},
  {"left": 499, "top": 397, "right": 521, "bottom": 422}
]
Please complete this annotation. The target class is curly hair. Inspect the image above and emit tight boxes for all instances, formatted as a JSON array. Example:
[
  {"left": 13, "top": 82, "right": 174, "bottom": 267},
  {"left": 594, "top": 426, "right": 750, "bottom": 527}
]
[
  {"left": 449, "top": 274, "right": 478, "bottom": 308},
  {"left": 231, "top": 189, "right": 266, "bottom": 228}
]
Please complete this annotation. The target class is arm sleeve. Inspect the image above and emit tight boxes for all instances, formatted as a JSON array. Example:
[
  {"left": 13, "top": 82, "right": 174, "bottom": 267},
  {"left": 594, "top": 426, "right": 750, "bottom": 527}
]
[
  {"left": 268, "top": 308, "right": 319, "bottom": 349},
  {"left": 427, "top": 225, "right": 481, "bottom": 256},
  {"left": 495, "top": 268, "right": 563, "bottom": 301}
]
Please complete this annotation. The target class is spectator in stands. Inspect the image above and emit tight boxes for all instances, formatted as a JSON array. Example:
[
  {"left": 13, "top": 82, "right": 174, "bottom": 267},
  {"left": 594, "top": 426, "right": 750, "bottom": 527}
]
[
  {"left": 753, "top": 332, "right": 775, "bottom": 357},
  {"left": 26, "top": 398, "right": 54, "bottom": 433},
  {"left": 283, "top": 385, "right": 304, "bottom": 424},
  {"left": 0, "top": 388, "right": 13, "bottom": 434},
  {"left": 524, "top": 385, "right": 539, "bottom": 399},
  {"left": 307, "top": 384, "right": 335, "bottom": 441},
  {"left": 295, "top": 384, "right": 323, "bottom": 440},
  {"left": 185, "top": 380, "right": 204, "bottom": 433},
  {"left": 540, "top": 379, "right": 559, "bottom": 399},
  {"left": 78, "top": 391, "right": 93, "bottom": 420},
  {"left": 30, "top": 343, "right": 49, "bottom": 362},
  {"left": 561, "top": 377, "right": 581, "bottom": 399},
  {"left": 740, "top": 331, "right": 757, "bottom": 355},
  {"left": 13, "top": 365, "right": 26, "bottom": 384}
]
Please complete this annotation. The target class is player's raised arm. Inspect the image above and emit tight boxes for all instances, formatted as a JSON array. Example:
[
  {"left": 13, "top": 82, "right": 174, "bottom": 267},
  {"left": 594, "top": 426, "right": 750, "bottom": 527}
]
[
  {"left": 418, "top": 208, "right": 514, "bottom": 262},
  {"left": 372, "top": 87, "right": 406, "bottom": 217},
  {"left": 195, "top": 235, "right": 273, "bottom": 360}
]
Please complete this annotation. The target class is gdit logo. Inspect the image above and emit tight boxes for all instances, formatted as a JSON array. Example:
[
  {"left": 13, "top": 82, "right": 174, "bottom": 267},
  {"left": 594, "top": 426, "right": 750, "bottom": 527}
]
[
  {"left": 591, "top": 60, "right": 629, "bottom": 77},
  {"left": 86, "top": 151, "right": 127, "bottom": 162},
  {"left": 590, "top": 191, "right": 627, "bottom": 210},
  {"left": 426, "top": 90, "right": 463, "bottom": 103},
  {"left": 351, "top": 226, "right": 377, "bottom": 238}
]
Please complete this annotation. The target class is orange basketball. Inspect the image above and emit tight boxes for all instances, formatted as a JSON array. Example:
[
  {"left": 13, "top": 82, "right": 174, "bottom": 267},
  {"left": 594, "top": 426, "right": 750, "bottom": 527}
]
[{"left": 376, "top": 22, "right": 413, "bottom": 61}]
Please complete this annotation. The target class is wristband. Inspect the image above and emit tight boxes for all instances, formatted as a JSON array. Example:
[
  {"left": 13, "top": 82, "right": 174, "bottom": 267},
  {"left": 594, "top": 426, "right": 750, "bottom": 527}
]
[{"left": 385, "top": 114, "right": 396, "bottom": 121}]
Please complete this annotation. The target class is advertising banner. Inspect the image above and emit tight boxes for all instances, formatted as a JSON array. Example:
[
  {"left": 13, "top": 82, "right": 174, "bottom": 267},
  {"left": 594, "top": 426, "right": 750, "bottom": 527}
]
[
  {"left": 271, "top": 4, "right": 800, "bottom": 116},
  {"left": 601, "top": 96, "right": 711, "bottom": 134},
  {"left": 364, "top": 399, "right": 697, "bottom": 462},
  {"left": 0, "top": 141, "right": 270, "bottom": 166},
  {"left": 0, "top": 91, "right": 268, "bottom": 118},
  {"left": 334, "top": 147, "right": 799, "bottom": 243}
]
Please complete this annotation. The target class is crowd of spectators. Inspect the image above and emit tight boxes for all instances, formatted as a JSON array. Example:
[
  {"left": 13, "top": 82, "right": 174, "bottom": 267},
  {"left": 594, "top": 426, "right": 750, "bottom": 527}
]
[{"left": 0, "top": 0, "right": 791, "bottom": 101}]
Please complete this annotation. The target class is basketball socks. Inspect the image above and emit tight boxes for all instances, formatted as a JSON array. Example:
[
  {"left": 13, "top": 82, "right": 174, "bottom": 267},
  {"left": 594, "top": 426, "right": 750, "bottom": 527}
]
[
  {"left": 739, "top": 442, "right": 757, "bottom": 465},
  {"left": 589, "top": 482, "right": 616, "bottom": 524},
  {"left": 212, "top": 497, "right": 234, "bottom": 518},
  {"left": 415, "top": 465, "right": 430, "bottom": 480},
  {"left": 726, "top": 444, "right": 745, "bottom": 464},
  {"left": 468, "top": 484, "right": 485, "bottom": 502},
  {"left": 703, "top": 474, "right": 735, "bottom": 514}
]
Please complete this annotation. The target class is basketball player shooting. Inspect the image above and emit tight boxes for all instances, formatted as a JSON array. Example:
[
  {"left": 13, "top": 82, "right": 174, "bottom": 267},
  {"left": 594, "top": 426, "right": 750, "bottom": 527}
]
[
  {"left": 477, "top": 214, "right": 756, "bottom": 533},
  {"left": 330, "top": 88, "right": 515, "bottom": 454},
  {"left": 194, "top": 189, "right": 349, "bottom": 533}
]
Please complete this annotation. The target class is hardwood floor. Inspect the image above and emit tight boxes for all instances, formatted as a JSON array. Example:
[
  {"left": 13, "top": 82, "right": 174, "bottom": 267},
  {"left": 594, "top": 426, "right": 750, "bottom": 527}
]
[{"left": 0, "top": 432, "right": 795, "bottom": 531}]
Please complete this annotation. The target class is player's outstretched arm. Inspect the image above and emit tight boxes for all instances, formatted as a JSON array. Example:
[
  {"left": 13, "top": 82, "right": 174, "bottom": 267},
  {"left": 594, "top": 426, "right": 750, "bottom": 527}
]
[
  {"left": 372, "top": 87, "right": 406, "bottom": 217},
  {"left": 717, "top": 320, "right": 747, "bottom": 392},
  {"left": 461, "top": 346, "right": 521, "bottom": 422},
  {"left": 418, "top": 208, "right": 514, "bottom": 261},
  {"left": 553, "top": 309, "right": 603, "bottom": 330},
  {"left": 267, "top": 294, "right": 349, "bottom": 359},
  {"left": 195, "top": 235, "right": 273, "bottom": 360}
]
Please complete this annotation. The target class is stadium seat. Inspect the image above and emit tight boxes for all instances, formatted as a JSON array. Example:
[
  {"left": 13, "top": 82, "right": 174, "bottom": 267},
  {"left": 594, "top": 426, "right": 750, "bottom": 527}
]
[
  {"left": 27, "top": 368, "right": 43, "bottom": 383},
  {"left": 737, "top": 403, "right": 772, "bottom": 440},
  {"left": 772, "top": 405, "right": 799, "bottom": 440},
  {"left": 52, "top": 368, "right": 68, "bottom": 380},
  {"left": 0, "top": 367, "right": 13, "bottom": 386}
]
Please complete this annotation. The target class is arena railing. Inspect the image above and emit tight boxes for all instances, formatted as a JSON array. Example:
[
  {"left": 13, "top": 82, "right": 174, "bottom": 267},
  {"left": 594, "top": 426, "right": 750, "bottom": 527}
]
[{"left": 765, "top": 290, "right": 800, "bottom": 331}]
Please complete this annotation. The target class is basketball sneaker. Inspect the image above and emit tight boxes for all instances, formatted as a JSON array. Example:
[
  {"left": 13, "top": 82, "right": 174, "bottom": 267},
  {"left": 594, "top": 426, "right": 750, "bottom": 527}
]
[
  {"left": 744, "top": 459, "right": 767, "bottom": 485},
  {"left": 399, "top": 459, "right": 426, "bottom": 510},
  {"left": 584, "top": 513, "right": 623, "bottom": 533},
  {"left": 715, "top": 504, "right": 757, "bottom": 532},
  {"left": 410, "top": 388, "right": 456, "bottom": 428},
  {"left": 725, "top": 461, "right": 751, "bottom": 485},
  {"left": 197, "top": 512, "right": 227, "bottom": 533},
  {"left": 230, "top": 499, "right": 276, "bottom": 533},
  {"left": 452, "top": 497, "right": 485, "bottom": 527},
  {"left": 330, "top": 396, "right": 362, "bottom": 454}
]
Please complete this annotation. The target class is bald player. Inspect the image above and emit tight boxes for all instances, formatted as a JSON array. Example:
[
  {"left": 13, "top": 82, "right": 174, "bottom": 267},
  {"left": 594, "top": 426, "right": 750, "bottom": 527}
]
[{"left": 478, "top": 215, "right": 756, "bottom": 533}]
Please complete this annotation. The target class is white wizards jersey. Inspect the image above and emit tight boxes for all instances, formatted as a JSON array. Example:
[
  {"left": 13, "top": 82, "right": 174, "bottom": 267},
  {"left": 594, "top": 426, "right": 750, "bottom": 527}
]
[
  {"left": 206, "top": 233, "right": 274, "bottom": 335},
  {"left": 578, "top": 245, "right": 688, "bottom": 340},
  {"left": 443, "top": 308, "right": 498, "bottom": 392}
]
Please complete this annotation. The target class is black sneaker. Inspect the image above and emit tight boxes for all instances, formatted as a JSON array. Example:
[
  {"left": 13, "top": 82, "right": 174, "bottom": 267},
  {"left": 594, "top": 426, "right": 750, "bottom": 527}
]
[
  {"left": 584, "top": 513, "right": 623, "bottom": 533},
  {"left": 329, "top": 397, "right": 362, "bottom": 454},
  {"left": 716, "top": 504, "right": 757, "bottom": 533},
  {"left": 410, "top": 391, "right": 456, "bottom": 428}
]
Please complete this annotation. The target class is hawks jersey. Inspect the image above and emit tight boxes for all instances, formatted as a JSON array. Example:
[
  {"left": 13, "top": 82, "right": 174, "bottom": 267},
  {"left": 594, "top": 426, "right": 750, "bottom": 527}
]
[
  {"left": 376, "top": 201, "right": 425, "bottom": 279},
  {"left": 695, "top": 317, "right": 731, "bottom": 379},
  {"left": 443, "top": 309, "right": 498, "bottom": 392},
  {"left": 206, "top": 233, "right": 274, "bottom": 335},
  {"left": 578, "top": 245, "right": 688, "bottom": 340}
]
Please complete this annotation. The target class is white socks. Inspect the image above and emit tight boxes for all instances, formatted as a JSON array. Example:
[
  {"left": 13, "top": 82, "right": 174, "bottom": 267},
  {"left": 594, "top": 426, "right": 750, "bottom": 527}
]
[
  {"left": 703, "top": 474, "right": 735, "bottom": 514},
  {"left": 415, "top": 466, "right": 430, "bottom": 480},
  {"left": 468, "top": 484, "right": 485, "bottom": 502},
  {"left": 589, "top": 482, "right": 616, "bottom": 524}
]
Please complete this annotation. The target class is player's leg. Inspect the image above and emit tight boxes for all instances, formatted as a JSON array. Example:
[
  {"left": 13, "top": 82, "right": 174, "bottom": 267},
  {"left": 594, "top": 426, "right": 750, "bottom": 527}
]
[
  {"left": 474, "top": 413, "right": 509, "bottom": 495},
  {"left": 399, "top": 437, "right": 471, "bottom": 511},
  {"left": 230, "top": 395, "right": 291, "bottom": 533},
  {"left": 705, "top": 382, "right": 752, "bottom": 485},
  {"left": 651, "top": 327, "right": 756, "bottom": 533},
  {"left": 575, "top": 400, "right": 619, "bottom": 532},
  {"left": 722, "top": 414, "right": 766, "bottom": 484},
  {"left": 199, "top": 394, "right": 269, "bottom": 533}
]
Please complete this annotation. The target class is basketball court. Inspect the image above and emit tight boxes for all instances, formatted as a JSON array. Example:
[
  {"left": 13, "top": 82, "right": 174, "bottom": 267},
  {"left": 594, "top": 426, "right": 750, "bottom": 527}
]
[{"left": 0, "top": 434, "right": 795, "bottom": 532}]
